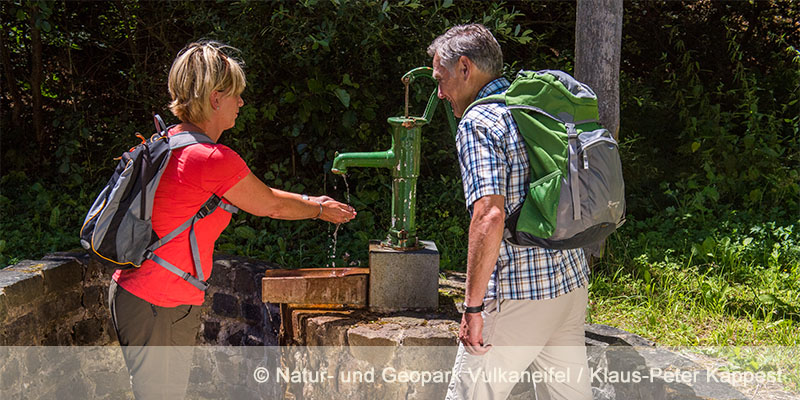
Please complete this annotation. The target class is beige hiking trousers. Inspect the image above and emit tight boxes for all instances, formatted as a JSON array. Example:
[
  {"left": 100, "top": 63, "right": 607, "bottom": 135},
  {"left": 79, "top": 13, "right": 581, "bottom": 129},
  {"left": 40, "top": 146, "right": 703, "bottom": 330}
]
[{"left": 445, "top": 286, "right": 592, "bottom": 400}]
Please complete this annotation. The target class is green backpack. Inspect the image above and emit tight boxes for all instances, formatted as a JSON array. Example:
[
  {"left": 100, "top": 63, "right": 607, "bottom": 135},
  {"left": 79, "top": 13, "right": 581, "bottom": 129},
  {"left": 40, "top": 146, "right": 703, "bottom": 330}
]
[{"left": 465, "top": 70, "right": 625, "bottom": 249}]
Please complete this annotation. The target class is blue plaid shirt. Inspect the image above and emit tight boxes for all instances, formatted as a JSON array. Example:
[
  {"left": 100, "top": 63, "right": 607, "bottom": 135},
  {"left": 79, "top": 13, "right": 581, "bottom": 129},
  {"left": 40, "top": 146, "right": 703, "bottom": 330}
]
[{"left": 456, "top": 77, "right": 590, "bottom": 301}]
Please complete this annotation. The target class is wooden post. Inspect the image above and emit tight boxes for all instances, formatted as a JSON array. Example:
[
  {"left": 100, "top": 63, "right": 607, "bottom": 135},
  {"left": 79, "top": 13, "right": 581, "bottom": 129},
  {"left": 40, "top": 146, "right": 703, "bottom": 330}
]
[{"left": 574, "top": 0, "right": 623, "bottom": 140}]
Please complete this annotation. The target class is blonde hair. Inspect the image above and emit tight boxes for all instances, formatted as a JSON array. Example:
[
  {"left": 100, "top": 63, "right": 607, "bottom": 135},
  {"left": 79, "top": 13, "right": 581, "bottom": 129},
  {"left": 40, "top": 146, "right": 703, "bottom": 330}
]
[{"left": 168, "top": 40, "right": 246, "bottom": 123}]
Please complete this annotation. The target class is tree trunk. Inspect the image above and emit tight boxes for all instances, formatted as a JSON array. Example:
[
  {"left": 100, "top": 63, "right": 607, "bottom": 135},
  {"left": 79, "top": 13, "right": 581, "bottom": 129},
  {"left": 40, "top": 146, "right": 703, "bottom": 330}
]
[
  {"left": 574, "top": 0, "right": 623, "bottom": 140},
  {"left": 29, "top": 3, "right": 44, "bottom": 161},
  {"left": 0, "top": 25, "right": 22, "bottom": 129}
]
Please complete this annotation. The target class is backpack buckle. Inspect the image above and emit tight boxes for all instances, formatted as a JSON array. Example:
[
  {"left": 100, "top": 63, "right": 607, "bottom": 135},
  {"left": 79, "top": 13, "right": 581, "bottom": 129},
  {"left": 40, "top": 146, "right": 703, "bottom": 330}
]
[
  {"left": 196, "top": 203, "right": 214, "bottom": 219},
  {"left": 196, "top": 195, "right": 220, "bottom": 219}
]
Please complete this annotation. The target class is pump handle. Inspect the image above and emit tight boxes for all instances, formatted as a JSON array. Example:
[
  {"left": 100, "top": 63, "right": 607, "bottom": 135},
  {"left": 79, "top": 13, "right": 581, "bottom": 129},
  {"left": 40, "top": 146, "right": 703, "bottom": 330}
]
[{"left": 400, "top": 67, "right": 458, "bottom": 137}]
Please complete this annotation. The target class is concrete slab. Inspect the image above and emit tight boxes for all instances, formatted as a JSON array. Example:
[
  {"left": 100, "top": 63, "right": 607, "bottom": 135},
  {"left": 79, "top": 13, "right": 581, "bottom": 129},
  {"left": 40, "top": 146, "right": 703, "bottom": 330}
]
[{"left": 368, "top": 240, "right": 439, "bottom": 312}]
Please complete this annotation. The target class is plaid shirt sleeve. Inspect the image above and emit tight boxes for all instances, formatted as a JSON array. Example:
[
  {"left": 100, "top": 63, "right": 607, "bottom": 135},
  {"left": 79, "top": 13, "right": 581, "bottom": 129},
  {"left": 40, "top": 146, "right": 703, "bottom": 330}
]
[{"left": 456, "top": 109, "right": 509, "bottom": 213}]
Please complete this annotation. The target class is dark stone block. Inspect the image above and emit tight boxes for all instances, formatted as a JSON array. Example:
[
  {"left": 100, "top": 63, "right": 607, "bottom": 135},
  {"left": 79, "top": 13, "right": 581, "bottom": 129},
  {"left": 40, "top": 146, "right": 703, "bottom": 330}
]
[
  {"left": 40, "top": 290, "right": 82, "bottom": 322},
  {"left": 83, "top": 285, "right": 105, "bottom": 310},
  {"left": 207, "top": 259, "right": 234, "bottom": 287},
  {"left": 227, "top": 330, "right": 244, "bottom": 346},
  {"left": 43, "top": 331, "right": 60, "bottom": 346},
  {"left": 241, "top": 303, "right": 263, "bottom": 325},
  {"left": 233, "top": 268, "right": 257, "bottom": 294},
  {"left": 41, "top": 259, "right": 83, "bottom": 294},
  {"left": 73, "top": 318, "right": 104, "bottom": 345},
  {"left": 85, "top": 257, "right": 106, "bottom": 280},
  {"left": 203, "top": 321, "right": 221, "bottom": 343},
  {"left": 0, "top": 263, "right": 45, "bottom": 307},
  {"left": 3, "top": 313, "right": 38, "bottom": 345},
  {"left": 212, "top": 293, "right": 238, "bottom": 318}
]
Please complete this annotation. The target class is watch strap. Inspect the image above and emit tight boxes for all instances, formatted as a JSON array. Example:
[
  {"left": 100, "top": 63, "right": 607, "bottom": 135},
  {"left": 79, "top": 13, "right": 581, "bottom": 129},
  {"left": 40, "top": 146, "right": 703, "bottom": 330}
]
[{"left": 463, "top": 303, "right": 484, "bottom": 313}]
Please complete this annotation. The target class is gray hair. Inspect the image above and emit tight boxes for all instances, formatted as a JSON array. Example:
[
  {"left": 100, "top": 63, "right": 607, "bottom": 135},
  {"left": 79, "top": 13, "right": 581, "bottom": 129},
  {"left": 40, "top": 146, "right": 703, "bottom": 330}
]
[{"left": 427, "top": 24, "right": 503, "bottom": 77}]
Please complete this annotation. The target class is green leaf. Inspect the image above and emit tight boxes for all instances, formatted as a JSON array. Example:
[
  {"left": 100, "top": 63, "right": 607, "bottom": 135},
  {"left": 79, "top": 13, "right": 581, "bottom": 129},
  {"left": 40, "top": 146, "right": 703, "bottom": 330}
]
[
  {"left": 691, "top": 141, "right": 700, "bottom": 153},
  {"left": 702, "top": 237, "right": 716, "bottom": 255},
  {"left": 442, "top": 0, "right": 453, "bottom": 9},
  {"left": 41, "top": 20, "right": 51, "bottom": 32},
  {"left": 334, "top": 88, "right": 350, "bottom": 108},
  {"left": 307, "top": 79, "right": 323, "bottom": 93},
  {"left": 749, "top": 189, "right": 762, "bottom": 203},
  {"left": 49, "top": 206, "right": 60, "bottom": 228},
  {"left": 235, "top": 226, "right": 257, "bottom": 240},
  {"left": 757, "top": 294, "right": 778, "bottom": 305}
]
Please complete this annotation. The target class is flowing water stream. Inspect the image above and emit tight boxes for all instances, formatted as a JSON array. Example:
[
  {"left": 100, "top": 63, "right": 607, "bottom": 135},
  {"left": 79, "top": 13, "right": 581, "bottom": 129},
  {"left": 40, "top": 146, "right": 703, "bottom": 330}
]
[{"left": 327, "top": 174, "right": 351, "bottom": 267}]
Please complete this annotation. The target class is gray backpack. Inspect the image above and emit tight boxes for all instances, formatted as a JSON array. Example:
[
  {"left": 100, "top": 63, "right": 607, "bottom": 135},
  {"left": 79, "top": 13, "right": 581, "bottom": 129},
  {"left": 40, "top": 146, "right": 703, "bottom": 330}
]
[
  {"left": 466, "top": 70, "right": 625, "bottom": 250},
  {"left": 79, "top": 115, "right": 238, "bottom": 291}
]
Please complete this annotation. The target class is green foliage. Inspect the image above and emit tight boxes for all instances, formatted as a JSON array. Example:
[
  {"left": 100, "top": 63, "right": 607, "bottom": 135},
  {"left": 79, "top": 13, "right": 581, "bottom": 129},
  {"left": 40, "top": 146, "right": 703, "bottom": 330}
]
[
  {"left": 0, "top": 0, "right": 566, "bottom": 267},
  {"left": 619, "top": 1, "right": 799, "bottom": 217},
  {"left": 0, "top": 1, "right": 798, "bottom": 367}
]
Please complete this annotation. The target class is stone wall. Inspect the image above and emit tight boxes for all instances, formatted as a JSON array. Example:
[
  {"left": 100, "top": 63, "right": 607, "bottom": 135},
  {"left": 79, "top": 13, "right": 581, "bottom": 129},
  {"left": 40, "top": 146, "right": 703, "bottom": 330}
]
[
  {"left": 0, "top": 253, "right": 280, "bottom": 347},
  {"left": 0, "top": 253, "right": 283, "bottom": 399},
  {"left": 0, "top": 252, "right": 114, "bottom": 346},
  {"left": 201, "top": 256, "right": 281, "bottom": 346}
]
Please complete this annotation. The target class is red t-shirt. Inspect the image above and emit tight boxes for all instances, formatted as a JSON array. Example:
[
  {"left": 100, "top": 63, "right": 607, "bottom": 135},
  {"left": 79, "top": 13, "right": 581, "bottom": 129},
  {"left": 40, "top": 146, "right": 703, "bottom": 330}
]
[{"left": 113, "top": 129, "right": 250, "bottom": 307}]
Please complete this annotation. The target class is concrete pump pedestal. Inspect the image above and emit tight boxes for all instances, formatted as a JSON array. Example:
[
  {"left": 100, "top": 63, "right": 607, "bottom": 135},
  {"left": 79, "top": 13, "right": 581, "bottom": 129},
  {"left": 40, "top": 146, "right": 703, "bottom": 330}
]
[{"left": 368, "top": 240, "right": 439, "bottom": 312}]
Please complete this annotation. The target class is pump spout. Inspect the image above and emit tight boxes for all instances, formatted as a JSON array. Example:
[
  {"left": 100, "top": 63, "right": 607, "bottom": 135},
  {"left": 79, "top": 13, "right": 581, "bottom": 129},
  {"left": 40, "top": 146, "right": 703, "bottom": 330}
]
[{"left": 331, "top": 148, "right": 396, "bottom": 175}]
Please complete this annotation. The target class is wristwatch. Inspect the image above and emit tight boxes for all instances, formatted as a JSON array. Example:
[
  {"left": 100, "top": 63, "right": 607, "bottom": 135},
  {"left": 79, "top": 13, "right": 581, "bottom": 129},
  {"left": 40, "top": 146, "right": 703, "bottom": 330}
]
[{"left": 463, "top": 302, "right": 484, "bottom": 314}]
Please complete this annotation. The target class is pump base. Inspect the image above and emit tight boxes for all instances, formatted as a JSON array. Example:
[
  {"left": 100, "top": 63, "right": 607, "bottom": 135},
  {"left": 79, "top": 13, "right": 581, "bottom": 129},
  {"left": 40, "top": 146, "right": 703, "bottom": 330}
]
[{"left": 368, "top": 240, "right": 439, "bottom": 312}]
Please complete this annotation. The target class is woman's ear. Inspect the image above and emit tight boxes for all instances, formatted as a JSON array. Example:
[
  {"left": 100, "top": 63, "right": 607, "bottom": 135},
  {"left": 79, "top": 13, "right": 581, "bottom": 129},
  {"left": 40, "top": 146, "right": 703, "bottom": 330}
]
[{"left": 209, "top": 90, "right": 220, "bottom": 110}]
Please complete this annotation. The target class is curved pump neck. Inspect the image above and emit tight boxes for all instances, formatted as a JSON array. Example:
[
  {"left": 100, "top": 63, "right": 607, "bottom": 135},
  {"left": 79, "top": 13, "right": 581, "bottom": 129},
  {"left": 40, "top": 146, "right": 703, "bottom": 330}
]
[
  {"left": 330, "top": 67, "right": 458, "bottom": 250},
  {"left": 331, "top": 67, "right": 458, "bottom": 175}
]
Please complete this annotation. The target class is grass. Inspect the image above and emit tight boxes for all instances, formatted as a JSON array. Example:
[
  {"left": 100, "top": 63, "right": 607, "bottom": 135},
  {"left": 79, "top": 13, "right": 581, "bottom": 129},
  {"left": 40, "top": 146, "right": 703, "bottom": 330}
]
[{"left": 588, "top": 209, "right": 800, "bottom": 393}]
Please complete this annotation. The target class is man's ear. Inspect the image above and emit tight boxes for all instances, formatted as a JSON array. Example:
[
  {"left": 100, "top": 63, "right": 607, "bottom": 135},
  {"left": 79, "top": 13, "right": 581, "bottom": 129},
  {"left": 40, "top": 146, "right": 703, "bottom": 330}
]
[{"left": 458, "top": 56, "right": 472, "bottom": 81}]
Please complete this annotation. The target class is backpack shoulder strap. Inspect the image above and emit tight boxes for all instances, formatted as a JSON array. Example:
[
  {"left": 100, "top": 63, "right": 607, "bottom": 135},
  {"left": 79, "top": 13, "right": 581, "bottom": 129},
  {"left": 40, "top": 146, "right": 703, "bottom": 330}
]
[
  {"left": 168, "top": 131, "right": 215, "bottom": 150},
  {"left": 144, "top": 194, "right": 239, "bottom": 292},
  {"left": 463, "top": 94, "right": 506, "bottom": 118}
]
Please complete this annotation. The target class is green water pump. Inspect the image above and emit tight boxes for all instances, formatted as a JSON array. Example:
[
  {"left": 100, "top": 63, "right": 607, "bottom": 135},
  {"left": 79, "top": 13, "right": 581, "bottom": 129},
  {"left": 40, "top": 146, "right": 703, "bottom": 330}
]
[{"left": 331, "top": 67, "right": 457, "bottom": 250}]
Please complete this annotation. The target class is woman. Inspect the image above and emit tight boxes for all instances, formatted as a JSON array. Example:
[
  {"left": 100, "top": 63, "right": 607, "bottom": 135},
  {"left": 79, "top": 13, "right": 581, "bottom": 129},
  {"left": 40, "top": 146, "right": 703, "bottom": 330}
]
[{"left": 109, "top": 40, "right": 356, "bottom": 399}]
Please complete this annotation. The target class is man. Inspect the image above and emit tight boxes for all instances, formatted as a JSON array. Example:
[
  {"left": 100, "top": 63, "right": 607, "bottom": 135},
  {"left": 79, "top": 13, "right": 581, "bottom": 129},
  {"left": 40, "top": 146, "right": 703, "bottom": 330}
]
[{"left": 428, "top": 24, "right": 592, "bottom": 400}]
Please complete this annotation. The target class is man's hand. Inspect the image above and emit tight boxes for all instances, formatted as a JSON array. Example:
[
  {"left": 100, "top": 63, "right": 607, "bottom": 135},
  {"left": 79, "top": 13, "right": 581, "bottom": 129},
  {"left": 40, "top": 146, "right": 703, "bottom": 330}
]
[
  {"left": 459, "top": 195, "right": 504, "bottom": 355},
  {"left": 459, "top": 312, "right": 491, "bottom": 355}
]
